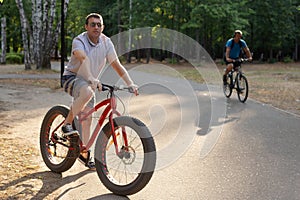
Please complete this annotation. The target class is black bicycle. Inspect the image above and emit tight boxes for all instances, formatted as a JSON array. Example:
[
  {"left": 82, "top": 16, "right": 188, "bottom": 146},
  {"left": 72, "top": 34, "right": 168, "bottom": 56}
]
[{"left": 223, "top": 58, "right": 249, "bottom": 103}]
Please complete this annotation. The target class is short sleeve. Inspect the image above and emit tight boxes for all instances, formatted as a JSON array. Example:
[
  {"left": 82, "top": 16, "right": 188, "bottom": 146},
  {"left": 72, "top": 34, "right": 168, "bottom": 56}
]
[
  {"left": 72, "top": 37, "right": 85, "bottom": 53},
  {"left": 226, "top": 39, "right": 233, "bottom": 48},
  {"left": 241, "top": 40, "right": 247, "bottom": 48}
]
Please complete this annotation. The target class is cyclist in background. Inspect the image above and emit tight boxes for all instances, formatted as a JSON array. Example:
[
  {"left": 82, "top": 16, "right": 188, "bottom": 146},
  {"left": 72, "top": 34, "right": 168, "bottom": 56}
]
[
  {"left": 223, "top": 30, "right": 252, "bottom": 85},
  {"left": 61, "top": 13, "right": 138, "bottom": 169}
]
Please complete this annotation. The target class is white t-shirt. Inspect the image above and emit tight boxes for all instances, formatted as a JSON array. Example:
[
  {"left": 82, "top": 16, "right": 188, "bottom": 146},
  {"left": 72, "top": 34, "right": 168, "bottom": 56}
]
[{"left": 63, "top": 32, "right": 118, "bottom": 78}]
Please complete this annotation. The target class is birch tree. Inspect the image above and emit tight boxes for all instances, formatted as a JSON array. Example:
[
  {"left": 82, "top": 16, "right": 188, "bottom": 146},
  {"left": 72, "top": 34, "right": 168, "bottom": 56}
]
[
  {"left": 15, "top": 0, "right": 32, "bottom": 69},
  {"left": 15, "top": 0, "right": 69, "bottom": 69},
  {"left": 1, "top": 17, "right": 6, "bottom": 64}
]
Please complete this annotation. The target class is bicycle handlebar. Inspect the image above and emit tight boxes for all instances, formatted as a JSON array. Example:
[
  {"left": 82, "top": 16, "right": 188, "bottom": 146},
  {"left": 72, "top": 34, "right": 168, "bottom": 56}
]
[
  {"left": 233, "top": 58, "right": 251, "bottom": 63},
  {"left": 101, "top": 83, "right": 136, "bottom": 93}
]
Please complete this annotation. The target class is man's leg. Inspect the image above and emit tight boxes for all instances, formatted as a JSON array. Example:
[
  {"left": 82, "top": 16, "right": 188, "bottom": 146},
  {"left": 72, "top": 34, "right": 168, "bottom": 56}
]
[
  {"left": 63, "top": 84, "right": 94, "bottom": 135},
  {"left": 78, "top": 104, "right": 95, "bottom": 169},
  {"left": 223, "top": 63, "right": 233, "bottom": 84},
  {"left": 80, "top": 106, "right": 93, "bottom": 147}
]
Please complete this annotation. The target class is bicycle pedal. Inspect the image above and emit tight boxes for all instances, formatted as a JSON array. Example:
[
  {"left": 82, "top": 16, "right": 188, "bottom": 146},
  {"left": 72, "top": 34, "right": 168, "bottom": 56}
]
[{"left": 63, "top": 132, "right": 79, "bottom": 138}]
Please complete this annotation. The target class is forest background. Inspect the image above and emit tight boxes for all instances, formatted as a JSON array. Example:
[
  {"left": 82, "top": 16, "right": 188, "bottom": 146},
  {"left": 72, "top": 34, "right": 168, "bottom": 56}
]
[{"left": 0, "top": 0, "right": 300, "bottom": 70}]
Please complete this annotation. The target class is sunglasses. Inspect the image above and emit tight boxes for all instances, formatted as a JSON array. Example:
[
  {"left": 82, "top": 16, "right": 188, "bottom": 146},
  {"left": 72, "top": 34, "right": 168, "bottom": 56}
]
[{"left": 89, "top": 22, "right": 102, "bottom": 28}]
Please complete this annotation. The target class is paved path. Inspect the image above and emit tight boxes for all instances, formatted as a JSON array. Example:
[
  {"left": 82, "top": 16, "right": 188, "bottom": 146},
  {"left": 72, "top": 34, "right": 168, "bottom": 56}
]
[
  {"left": 58, "top": 70, "right": 300, "bottom": 200},
  {"left": 0, "top": 73, "right": 60, "bottom": 79},
  {"left": 0, "top": 61, "right": 61, "bottom": 79}
]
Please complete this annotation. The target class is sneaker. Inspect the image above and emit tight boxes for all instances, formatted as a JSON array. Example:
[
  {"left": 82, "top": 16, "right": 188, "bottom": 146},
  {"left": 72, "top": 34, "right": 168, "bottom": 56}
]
[
  {"left": 223, "top": 75, "right": 228, "bottom": 85},
  {"left": 78, "top": 151, "right": 96, "bottom": 170},
  {"left": 85, "top": 160, "right": 96, "bottom": 170},
  {"left": 62, "top": 123, "right": 79, "bottom": 136}
]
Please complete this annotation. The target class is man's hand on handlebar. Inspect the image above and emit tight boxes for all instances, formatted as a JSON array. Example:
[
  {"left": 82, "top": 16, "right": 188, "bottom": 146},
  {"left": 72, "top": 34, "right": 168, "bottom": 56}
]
[
  {"left": 241, "top": 57, "right": 253, "bottom": 62},
  {"left": 128, "top": 83, "right": 139, "bottom": 96},
  {"left": 229, "top": 58, "right": 253, "bottom": 63},
  {"left": 88, "top": 78, "right": 102, "bottom": 91}
]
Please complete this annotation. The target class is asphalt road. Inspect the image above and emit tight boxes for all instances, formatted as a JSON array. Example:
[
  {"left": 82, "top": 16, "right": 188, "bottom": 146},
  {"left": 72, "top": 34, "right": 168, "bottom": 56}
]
[
  {"left": 1, "top": 64, "right": 299, "bottom": 199},
  {"left": 53, "top": 67, "right": 300, "bottom": 200}
]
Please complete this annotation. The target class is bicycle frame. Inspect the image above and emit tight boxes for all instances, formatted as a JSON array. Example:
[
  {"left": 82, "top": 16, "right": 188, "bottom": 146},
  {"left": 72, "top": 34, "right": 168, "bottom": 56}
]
[
  {"left": 51, "top": 89, "right": 129, "bottom": 157},
  {"left": 229, "top": 66, "right": 242, "bottom": 88},
  {"left": 78, "top": 90, "right": 130, "bottom": 156}
]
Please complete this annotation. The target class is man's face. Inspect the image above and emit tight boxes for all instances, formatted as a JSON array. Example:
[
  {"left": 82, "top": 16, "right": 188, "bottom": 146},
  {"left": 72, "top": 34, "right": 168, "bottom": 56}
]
[
  {"left": 235, "top": 33, "right": 242, "bottom": 40},
  {"left": 85, "top": 17, "right": 103, "bottom": 39}
]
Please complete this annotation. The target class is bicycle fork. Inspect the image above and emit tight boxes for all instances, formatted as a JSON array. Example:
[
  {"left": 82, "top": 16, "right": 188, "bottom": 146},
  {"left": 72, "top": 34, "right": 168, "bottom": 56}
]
[
  {"left": 110, "top": 96, "right": 130, "bottom": 159},
  {"left": 108, "top": 113, "right": 130, "bottom": 159}
]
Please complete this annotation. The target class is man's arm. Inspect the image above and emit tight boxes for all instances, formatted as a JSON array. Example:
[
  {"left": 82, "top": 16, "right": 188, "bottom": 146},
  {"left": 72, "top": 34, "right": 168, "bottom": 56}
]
[
  {"left": 73, "top": 50, "right": 101, "bottom": 90},
  {"left": 243, "top": 46, "right": 253, "bottom": 61},
  {"left": 111, "top": 59, "right": 138, "bottom": 94},
  {"left": 226, "top": 47, "right": 233, "bottom": 62},
  {"left": 111, "top": 59, "right": 134, "bottom": 85}
]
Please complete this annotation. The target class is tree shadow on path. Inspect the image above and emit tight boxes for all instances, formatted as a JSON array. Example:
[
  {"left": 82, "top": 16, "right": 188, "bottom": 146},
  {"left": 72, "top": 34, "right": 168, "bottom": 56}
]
[{"left": 0, "top": 169, "right": 129, "bottom": 199}]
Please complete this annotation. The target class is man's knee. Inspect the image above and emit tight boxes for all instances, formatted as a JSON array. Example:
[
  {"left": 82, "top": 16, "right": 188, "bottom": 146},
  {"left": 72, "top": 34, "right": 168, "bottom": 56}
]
[
  {"left": 80, "top": 86, "right": 94, "bottom": 102},
  {"left": 226, "top": 64, "right": 233, "bottom": 71}
]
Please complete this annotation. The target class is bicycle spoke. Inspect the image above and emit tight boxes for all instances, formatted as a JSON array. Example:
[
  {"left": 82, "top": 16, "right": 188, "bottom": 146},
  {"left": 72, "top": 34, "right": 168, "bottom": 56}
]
[{"left": 40, "top": 106, "right": 79, "bottom": 173}]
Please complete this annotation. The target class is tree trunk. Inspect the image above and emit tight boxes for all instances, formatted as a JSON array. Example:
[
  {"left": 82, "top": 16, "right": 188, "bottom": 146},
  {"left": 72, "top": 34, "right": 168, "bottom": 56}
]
[
  {"left": 51, "top": 0, "right": 69, "bottom": 60},
  {"left": 295, "top": 38, "right": 298, "bottom": 61},
  {"left": 32, "top": 0, "right": 63, "bottom": 69},
  {"left": 32, "top": 0, "right": 42, "bottom": 69},
  {"left": 127, "top": 0, "right": 132, "bottom": 63},
  {"left": 15, "top": 0, "right": 32, "bottom": 70},
  {"left": 269, "top": 48, "right": 273, "bottom": 61},
  {"left": 1, "top": 17, "right": 6, "bottom": 64}
]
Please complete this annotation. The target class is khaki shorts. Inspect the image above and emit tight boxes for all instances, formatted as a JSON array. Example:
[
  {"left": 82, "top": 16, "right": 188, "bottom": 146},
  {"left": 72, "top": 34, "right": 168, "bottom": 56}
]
[{"left": 62, "top": 75, "right": 95, "bottom": 108}]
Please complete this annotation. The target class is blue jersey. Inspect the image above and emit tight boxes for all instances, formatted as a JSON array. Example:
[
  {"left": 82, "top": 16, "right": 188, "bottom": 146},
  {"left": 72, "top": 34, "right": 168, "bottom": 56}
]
[{"left": 226, "top": 39, "right": 247, "bottom": 59}]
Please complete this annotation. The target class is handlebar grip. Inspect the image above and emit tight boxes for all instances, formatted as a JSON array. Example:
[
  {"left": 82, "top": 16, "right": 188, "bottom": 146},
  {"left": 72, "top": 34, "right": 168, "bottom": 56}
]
[
  {"left": 101, "top": 83, "right": 113, "bottom": 91},
  {"left": 128, "top": 87, "right": 135, "bottom": 93}
]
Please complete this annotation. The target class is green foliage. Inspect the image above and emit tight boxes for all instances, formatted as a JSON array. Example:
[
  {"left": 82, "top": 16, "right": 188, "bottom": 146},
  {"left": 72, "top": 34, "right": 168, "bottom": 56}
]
[
  {"left": 248, "top": 0, "right": 299, "bottom": 59},
  {"left": 2, "top": 0, "right": 300, "bottom": 62},
  {"left": 0, "top": 0, "right": 23, "bottom": 52},
  {"left": 283, "top": 56, "right": 294, "bottom": 63},
  {"left": 6, "top": 53, "right": 24, "bottom": 64},
  {"left": 268, "top": 58, "right": 277, "bottom": 64}
]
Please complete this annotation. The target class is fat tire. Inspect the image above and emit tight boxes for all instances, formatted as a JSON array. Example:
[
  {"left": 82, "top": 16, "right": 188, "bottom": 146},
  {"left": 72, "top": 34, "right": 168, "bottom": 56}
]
[
  {"left": 94, "top": 116, "right": 156, "bottom": 195},
  {"left": 40, "top": 105, "right": 79, "bottom": 173},
  {"left": 237, "top": 75, "right": 249, "bottom": 103}
]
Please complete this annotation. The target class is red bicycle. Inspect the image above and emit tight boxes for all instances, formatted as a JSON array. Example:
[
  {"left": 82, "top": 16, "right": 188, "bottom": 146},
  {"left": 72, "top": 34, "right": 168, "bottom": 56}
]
[{"left": 40, "top": 84, "right": 156, "bottom": 195}]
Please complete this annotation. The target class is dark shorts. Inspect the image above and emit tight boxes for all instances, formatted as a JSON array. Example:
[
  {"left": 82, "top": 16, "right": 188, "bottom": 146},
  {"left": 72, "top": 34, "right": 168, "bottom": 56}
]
[
  {"left": 62, "top": 75, "right": 76, "bottom": 96},
  {"left": 226, "top": 59, "right": 241, "bottom": 69}
]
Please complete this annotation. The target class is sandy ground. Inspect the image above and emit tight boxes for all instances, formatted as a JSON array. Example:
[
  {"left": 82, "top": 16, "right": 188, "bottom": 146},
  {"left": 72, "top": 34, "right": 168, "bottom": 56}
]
[{"left": 0, "top": 83, "right": 72, "bottom": 199}]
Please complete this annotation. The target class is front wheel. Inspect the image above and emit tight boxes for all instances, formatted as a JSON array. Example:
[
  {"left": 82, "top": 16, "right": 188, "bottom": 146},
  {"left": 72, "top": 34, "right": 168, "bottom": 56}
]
[
  {"left": 223, "top": 74, "right": 233, "bottom": 98},
  {"left": 94, "top": 116, "right": 156, "bottom": 196},
  {"left": 40, "top": 105, "right": 80, "bottom": 173},
  {"left": 237, "top": 74, "right": 249, "bottom": 103}
]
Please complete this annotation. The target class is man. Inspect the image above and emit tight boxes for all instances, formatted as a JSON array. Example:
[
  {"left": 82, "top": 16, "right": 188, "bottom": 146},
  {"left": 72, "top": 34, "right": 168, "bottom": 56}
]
[
  {"left": 61, "top": 13, "right": 138, "bottom": 169},
  {"left": 223, "top": 30, "right": 252, "bottom": 84}
]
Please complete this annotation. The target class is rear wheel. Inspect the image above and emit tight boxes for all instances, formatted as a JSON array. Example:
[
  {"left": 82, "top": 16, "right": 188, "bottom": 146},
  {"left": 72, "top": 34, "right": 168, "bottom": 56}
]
[
  {"left": 94, "top": 116, "right": 156, "bottom": 195},
  {"left": 40, "top": 105, "right": 80, "bottom": 173},
  {"left": 237, "top": 74, "right": 249, "bottom": 103}
]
